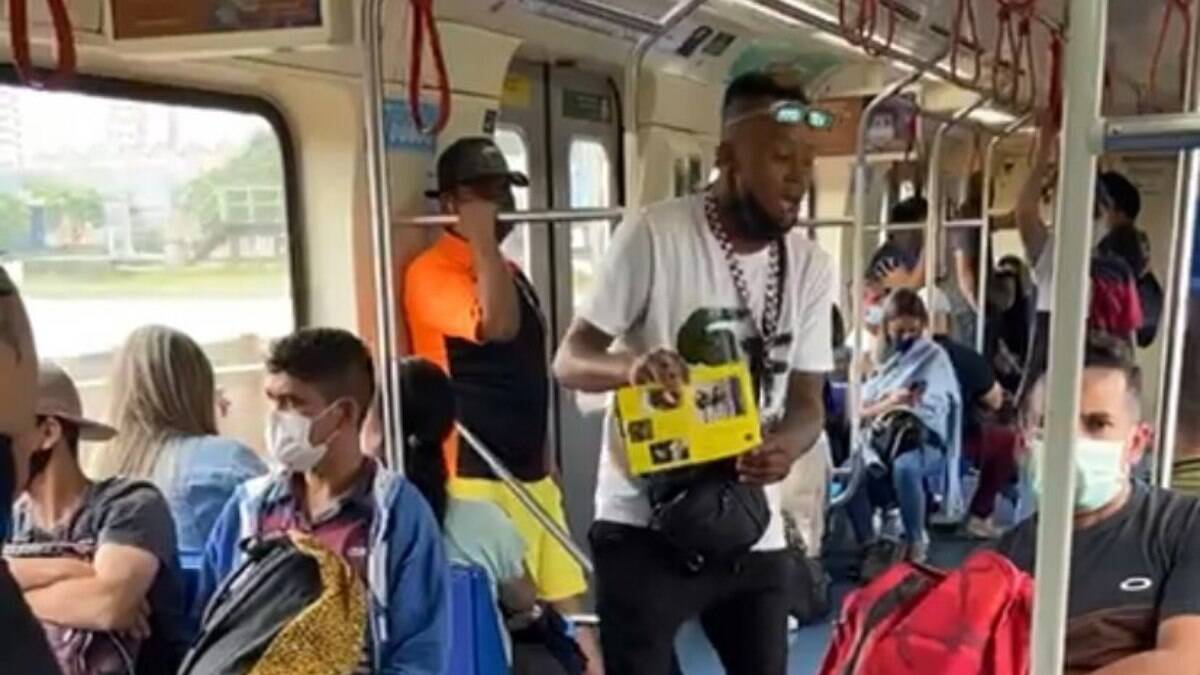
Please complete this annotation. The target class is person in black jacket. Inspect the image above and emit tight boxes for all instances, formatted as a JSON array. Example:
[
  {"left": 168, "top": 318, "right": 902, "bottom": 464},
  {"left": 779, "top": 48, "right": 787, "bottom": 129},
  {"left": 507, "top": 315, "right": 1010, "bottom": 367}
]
[{"left": 0, "top": 265, "right": 61, "bottom": 675}]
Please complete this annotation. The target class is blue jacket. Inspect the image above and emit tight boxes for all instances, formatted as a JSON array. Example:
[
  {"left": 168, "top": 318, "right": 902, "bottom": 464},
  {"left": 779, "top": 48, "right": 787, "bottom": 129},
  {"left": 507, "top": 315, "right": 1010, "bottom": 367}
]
[
  {"left": 196, "top": 461, "right": 450, "bottom": 675},
  {"left": 151, "top": 435, "right": 266, "bottom": 556}
]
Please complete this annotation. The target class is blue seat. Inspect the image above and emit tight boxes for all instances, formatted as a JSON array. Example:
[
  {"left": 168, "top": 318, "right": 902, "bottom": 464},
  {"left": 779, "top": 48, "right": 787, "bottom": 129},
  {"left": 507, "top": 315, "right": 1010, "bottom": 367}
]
[{"left": 447, "top": 564, "right": 507, "bottom": 675}]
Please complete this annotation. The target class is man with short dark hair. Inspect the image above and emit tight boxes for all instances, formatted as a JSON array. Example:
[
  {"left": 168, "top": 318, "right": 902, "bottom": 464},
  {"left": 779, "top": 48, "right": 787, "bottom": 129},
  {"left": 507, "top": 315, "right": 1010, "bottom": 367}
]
[
  {"left": 555, "top": 71, "right": 832, "bottom": 675},
  {"left": 0, "top": 268, "right": 65, "bottom": 674},
  {"left": 198, "top": 328, "right": 450, "bottom": 675},
  {"left": 7, "top": 363, "right": 188, "bottom": 675},
  {"left": 998, "top": 333, "right": 1200, "bottom": 673}
]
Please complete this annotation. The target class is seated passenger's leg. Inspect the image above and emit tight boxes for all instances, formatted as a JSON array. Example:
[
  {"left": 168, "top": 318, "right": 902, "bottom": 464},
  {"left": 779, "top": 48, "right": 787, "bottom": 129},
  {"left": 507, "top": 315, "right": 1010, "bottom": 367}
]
[
  {"left": 591, "top": 522, "right": 707, "bottom": 675},
  {"left": 698, "top": 550, "right": 790, "bottom": 675},
  {"left": 892, "top": 450, "right": 928, "bottom": 553},
  {"left": 846, "top": 481, "right": 877, "bottom": 546},
  {"left": 967, "top": 425, "right": 1020, "bottom": 521}
]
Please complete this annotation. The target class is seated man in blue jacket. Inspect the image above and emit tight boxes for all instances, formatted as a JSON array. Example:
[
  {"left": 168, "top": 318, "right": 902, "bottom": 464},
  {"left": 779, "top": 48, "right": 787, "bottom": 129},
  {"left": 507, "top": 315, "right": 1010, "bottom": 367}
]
[{"left": 197, "top": 328, "right": 450, "bottom": 674}]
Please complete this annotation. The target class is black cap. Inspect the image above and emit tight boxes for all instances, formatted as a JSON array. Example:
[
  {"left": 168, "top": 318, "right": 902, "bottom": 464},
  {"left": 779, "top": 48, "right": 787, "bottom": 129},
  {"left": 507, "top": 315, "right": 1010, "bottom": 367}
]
[{"left": 426, "top": 137, "right": 529, "bottom": 198}]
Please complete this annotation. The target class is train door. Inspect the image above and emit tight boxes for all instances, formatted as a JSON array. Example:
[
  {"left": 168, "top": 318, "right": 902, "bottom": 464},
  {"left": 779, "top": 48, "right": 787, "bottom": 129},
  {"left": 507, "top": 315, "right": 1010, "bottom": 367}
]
[{"left": 498, "top": 60, "right": 621, "bottom": 547}]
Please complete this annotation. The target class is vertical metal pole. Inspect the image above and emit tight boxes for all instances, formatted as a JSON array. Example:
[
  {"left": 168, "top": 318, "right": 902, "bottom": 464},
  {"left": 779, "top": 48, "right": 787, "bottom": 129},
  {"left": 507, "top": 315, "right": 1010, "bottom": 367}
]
[
  {"left": 849, "top": 71, "right": 923, "bottom": 432},
  {"left": 925, "top": 99, "right": 988, "bottom": 326},
  {"left": 1153, "top": 0, "right": 1200, "bottom": 489},
  {"left": 977, "top": 116, "right": 1033, "bottom": 352},
  {"left": 623, "top": 0, "right": 708, "bottom": 214},
  {"left": 361, "top": 0, "right": 404, "bottom": 470},
  {"left": 1030, "top": 1, "right": 1108, "bottom": 673}
]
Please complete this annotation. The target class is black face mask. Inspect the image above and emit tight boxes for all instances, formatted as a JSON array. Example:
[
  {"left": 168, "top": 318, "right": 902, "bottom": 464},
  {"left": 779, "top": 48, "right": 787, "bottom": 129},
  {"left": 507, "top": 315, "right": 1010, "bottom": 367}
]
[
  {"left": 722, "top": 178, "right": 789, "bottom": 242},
  {"left": 495, "top": 188, "right": 517, "bottom": 242}
]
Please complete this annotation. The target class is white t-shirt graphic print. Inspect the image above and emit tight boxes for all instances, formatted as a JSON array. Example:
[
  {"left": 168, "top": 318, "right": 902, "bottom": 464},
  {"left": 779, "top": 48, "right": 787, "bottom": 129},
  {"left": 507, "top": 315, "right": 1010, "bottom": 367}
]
[{"left": 578, "top": 194, "right": 835, "bottom": 551}]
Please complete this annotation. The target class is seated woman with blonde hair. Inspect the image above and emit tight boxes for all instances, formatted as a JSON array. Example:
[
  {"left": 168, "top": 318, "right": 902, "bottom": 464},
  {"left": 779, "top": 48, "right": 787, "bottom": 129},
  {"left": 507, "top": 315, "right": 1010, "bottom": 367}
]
[{"left": 87, "top": 325, "right": 265, "bottom": 556}]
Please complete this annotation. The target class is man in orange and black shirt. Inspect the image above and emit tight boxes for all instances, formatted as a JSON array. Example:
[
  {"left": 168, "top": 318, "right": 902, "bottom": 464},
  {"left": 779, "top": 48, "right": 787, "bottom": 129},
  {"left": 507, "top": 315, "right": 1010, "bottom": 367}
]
[{"left": 404, "top": 137, "right": 596, "bottom": 670}]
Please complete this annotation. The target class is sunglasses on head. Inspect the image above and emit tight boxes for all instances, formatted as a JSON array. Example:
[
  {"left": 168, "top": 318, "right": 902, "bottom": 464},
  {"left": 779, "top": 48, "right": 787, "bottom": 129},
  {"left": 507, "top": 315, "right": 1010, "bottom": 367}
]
[{"left": 725, "top": 100, "right": 837, "bottom": 130}]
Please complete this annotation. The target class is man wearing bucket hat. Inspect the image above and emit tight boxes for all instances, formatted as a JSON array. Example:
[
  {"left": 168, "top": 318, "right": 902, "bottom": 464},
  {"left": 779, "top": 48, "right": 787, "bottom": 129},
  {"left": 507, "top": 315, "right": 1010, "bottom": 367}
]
[
  {"left": 4, "top": 362, "right": 188, "bottom": 674},
  {"left": 405, "top": 137, "right": 600, "bottom": 671}
]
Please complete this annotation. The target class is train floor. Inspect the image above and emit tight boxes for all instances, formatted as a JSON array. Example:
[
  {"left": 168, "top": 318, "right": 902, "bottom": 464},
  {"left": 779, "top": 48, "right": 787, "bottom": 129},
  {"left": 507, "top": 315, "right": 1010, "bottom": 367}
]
[{"left": 671, "top": 531, "right": 984, "bottom": 675}]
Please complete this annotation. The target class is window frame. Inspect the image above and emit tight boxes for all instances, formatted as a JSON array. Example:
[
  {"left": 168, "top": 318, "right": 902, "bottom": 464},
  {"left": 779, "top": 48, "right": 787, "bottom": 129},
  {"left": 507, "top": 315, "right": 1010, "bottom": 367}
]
[{"left": 0, "top": 64, "right": 306, "bottom": 327}]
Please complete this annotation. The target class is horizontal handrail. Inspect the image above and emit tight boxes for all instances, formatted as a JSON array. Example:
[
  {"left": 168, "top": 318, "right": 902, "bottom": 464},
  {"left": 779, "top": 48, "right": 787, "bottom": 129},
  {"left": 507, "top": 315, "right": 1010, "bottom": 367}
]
[
  {"left": 549, "top": 0, "right": 660, "bottom": 34},
  {"left": 457, "top": 423, "right": 595, "bottom": 576},
  {"left": 397, "top": 208, "right": 625, "bottom": 227}
]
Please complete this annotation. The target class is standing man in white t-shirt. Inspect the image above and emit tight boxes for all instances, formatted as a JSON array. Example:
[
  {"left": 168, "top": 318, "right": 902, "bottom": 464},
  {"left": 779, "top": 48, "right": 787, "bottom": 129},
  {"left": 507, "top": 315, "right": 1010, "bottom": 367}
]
[{"left": 553, "top": 73, "right": 833, "bottom": 675}]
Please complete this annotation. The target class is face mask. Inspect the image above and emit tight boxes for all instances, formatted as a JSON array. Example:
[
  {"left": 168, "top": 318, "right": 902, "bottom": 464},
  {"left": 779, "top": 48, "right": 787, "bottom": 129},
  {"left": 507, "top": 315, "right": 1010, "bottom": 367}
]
[
  {"left": 864, "top": 304, "right": 884, "bottom": 328},
  {"left": 893, "top": 336, "right": 917, "bottom": 355},
  {"left": 495, "top": 189, "right": 517, "bottom": 242},
  {"left": 266, "top": 408, "right": 333, "bottom": 472},
  {"left": 1026, "top": 436, "right": 1128, "bottom": 512}
]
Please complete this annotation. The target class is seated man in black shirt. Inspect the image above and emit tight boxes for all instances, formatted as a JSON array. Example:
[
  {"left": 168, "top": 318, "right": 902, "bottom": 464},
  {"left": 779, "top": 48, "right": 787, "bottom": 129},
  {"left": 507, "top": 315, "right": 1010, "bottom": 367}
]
[{"left": 998, "top": 333, "right": 1200, "bottom": 674}]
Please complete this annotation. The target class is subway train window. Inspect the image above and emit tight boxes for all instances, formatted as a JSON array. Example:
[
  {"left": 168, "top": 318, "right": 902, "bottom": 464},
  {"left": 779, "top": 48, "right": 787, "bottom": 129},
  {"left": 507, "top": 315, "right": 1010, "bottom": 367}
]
[
  {"left": 495, "top": 124, "right": 533, "bottom": 275},
  {"left": 0, "top": 84, "right": 295, "bottom": 456},
  {"left": 568, "top": 135, "right": 612, "bottom": 312}
]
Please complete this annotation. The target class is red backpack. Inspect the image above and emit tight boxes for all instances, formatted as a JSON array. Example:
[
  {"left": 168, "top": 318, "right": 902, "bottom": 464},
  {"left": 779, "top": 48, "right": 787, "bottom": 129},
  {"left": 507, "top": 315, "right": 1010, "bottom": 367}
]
[{"left": 818, "top": 550, "right": 1033, "bottom": 675}]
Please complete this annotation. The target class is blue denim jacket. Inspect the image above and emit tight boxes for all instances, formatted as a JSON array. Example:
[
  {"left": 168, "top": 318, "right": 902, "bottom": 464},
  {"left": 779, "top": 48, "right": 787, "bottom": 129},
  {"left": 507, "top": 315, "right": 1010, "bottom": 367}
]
[
  {"left": 150, "top": 435, "right": 266, "bottom": 556},
  {"left": 197, "top": 462, "right": 451, "bottom": 675}
]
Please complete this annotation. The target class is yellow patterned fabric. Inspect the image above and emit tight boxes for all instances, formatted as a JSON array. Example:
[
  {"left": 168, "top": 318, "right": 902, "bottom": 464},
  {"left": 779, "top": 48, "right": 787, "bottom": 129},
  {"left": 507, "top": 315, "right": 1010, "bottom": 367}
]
[{"left": 248, "top": 530, "right": 368, "bottom": 675}]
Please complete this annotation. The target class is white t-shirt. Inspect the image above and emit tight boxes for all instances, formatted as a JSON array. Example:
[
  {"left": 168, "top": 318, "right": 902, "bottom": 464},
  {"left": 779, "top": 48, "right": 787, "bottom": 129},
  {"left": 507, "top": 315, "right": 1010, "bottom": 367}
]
[
  {"left": 1035, "top": 240, "right": 1055, "bottom": 312},
  {"left": 578, "top": 194, "right": 835, "bottom": 551}
]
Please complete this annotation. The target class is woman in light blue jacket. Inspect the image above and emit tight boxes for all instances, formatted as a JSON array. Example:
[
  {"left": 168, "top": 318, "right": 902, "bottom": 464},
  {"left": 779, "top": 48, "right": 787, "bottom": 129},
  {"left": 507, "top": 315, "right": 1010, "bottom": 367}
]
[{"left": 87, "top": 325, "right": 265, "bottom": 555}]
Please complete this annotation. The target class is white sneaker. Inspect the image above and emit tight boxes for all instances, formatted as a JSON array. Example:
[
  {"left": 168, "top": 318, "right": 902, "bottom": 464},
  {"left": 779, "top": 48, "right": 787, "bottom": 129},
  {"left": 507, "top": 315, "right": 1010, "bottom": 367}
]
[
  {"left": 907, "top": 532, "right": 930, "bottom": 564},
  {"left": 965, "top": 516, "right": 1004, "bottom": 540}
]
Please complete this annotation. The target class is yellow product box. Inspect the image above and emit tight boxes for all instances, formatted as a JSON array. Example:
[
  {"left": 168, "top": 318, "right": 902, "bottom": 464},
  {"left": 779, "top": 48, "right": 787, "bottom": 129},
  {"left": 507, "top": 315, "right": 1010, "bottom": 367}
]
[{"left": 616, "top": 362, "right": 762, "bottom": 476}]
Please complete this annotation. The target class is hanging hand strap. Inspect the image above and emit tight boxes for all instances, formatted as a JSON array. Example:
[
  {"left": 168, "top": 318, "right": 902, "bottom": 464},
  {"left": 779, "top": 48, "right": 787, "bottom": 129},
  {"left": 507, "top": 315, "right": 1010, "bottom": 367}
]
[
  {"left": 408, "top": 0, "right": 451, "bottom": 136},
  {"left": 9, "top": 0, "right": 76, "bottom": 89}
]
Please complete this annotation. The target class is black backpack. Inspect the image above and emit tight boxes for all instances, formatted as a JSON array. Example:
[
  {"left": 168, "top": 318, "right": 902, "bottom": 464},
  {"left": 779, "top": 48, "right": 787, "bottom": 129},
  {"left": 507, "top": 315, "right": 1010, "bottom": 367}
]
[{"left": 178, "top": 535, "right": 327, "bottom": 675}]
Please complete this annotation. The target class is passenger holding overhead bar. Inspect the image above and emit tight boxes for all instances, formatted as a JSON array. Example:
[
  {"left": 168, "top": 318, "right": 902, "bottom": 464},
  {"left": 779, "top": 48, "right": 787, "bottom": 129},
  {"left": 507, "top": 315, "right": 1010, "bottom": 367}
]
[
  {"left": 402, "top": 137, "right": 599, "bottom": 672},
  {"left": 1015, "top": 112, "right": 1151, "bottom": 396},
  {"left": 997, "top": 333, "right": 1200, "bottom": 674},
  {"left": 554, "top": 72, "right": 833, "bottom": 675}
]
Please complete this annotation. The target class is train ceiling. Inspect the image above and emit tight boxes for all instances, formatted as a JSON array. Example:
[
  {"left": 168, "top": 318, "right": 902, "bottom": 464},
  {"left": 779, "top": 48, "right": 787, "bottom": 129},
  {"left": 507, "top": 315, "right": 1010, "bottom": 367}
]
[{"left": 473, "top": 0, "right": 1193, "bottom": 117}]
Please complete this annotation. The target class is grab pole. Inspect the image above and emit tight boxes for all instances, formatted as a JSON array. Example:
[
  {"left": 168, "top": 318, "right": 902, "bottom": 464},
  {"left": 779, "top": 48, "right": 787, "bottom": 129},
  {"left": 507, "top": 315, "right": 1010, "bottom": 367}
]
[
  {"left": 458, "top": 424, "right": 595, "bottom": 576},
  {"left": 624, "top": 0, "right": 708, "bottom": 213},
  {"left": 1153, "top": 0, "right": 1200, "bottom": 489},
  {"left": 361, "top": 0, "right": 404, "bottom": 470},
  {"left": 1030, "top": 1, "right": 1108, "bottom": 673},
  {"left": 848, "top": 72, "right": 921, "bottom": 434},
  {"left": 977, "top": 115, "right": 1033, "bottom": 352},
  {"left": 925, "top": 97, "right": 988, "bottom": 332}
]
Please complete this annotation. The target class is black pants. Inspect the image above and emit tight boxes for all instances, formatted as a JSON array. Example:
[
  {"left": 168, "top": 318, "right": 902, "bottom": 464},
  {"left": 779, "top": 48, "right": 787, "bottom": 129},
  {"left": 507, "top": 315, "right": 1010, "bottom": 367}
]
[{"left": 590, "top": 521, "right": 790, "bottom": 675}]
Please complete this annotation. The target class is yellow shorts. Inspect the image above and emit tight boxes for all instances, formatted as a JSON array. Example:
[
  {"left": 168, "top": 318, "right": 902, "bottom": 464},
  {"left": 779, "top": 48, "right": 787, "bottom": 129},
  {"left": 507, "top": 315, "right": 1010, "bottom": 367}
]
[{"left": 449, "top": 476, "right": 588, "bottom": 602}]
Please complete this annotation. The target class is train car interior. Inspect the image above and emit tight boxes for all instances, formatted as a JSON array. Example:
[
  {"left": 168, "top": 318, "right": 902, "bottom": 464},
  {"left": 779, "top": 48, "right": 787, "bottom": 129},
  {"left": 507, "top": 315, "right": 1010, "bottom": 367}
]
[{"left": 4, "top": 1, "right": 1200, "bottom": 674}]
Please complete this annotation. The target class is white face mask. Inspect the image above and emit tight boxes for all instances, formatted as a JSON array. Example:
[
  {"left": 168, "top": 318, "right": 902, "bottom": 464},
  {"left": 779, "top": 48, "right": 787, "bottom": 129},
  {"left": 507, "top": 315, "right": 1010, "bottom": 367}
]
[
  {"left": 265, "top": 408, "right": 331, "bottom": 472},
  {"left": 1026, "top": 435, "right": 1129, "bottom": 512}
]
